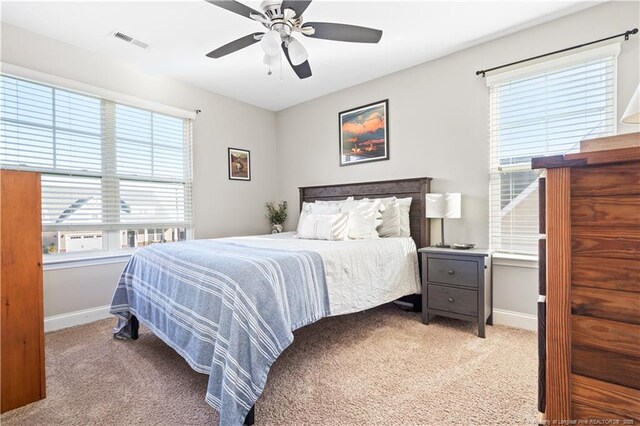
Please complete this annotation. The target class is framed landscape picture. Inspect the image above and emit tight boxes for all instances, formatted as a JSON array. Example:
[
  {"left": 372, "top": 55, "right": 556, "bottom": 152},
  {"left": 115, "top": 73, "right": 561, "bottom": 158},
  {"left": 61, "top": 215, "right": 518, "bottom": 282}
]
[
  {"left": 228, "top": 148, "right": 251, "bottom": 181},
  {"left": 339, "top": 99, "right": 389, "bottom": 166}
]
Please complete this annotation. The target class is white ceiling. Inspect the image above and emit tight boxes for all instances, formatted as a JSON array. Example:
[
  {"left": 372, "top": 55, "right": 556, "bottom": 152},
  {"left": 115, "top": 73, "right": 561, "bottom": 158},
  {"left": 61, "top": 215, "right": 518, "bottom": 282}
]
[{"left": 1, "top": 0, "right": 601, "bottom": 111}]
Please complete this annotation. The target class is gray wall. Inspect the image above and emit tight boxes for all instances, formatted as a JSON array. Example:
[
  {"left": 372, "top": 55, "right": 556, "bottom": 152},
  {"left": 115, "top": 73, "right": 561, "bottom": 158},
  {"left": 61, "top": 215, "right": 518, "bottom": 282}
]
[
  {"left": 1, "top": 23, "right": 278, "bottom": 317},
  {"left": 274, "top": 1, "right": 640, "bottom": 324}
]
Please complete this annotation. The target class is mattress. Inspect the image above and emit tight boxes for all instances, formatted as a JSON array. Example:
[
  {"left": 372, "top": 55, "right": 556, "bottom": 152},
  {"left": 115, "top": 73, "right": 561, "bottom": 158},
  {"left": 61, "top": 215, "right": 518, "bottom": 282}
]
[{"left": 222, "top": 232, "right": 421, "bottom": 316}]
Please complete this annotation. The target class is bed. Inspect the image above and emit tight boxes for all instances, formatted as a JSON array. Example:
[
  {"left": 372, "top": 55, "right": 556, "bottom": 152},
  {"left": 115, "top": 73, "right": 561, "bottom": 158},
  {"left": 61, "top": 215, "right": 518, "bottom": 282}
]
[{"left": 110, "top": 177, "right": 431, "bottom": 426}]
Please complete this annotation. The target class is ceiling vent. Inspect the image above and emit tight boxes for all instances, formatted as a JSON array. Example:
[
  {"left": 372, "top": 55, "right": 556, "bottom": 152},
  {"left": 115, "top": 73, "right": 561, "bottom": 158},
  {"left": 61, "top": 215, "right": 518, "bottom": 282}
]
[{"left": 111, "top": 30, "right": 149, "bottom": 49}]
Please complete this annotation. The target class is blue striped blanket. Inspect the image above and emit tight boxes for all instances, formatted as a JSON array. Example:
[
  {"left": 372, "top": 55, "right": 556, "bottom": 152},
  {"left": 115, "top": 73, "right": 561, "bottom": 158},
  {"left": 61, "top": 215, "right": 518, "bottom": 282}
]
[{"left": 110, "top": 240, "right": 330, "bottom": 425}]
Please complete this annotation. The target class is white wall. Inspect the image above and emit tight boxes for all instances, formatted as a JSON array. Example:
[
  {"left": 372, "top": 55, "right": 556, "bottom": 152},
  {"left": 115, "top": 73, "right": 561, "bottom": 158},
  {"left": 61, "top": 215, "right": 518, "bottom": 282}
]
[
  {"left": 274, "top": 1, "right": 640, "bottom": 327},
  {"left": 1, "top": 23, "right": 278, "bottom": 319}
]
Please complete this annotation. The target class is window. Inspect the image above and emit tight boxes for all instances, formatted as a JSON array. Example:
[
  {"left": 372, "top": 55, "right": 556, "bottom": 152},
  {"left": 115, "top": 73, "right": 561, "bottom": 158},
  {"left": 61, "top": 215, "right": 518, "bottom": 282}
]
[
  {"left": 488, "top": 45, "right": 618, "bottom": 255},
  {"left": 1, "top": 75, "right": 193, "bottom": 258}
]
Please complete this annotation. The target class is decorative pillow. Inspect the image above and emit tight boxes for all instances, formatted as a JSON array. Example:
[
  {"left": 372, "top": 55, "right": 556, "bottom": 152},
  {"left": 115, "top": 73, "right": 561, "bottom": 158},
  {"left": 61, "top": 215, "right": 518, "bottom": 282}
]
[
  {"left": 340, "top": 199, "right": 384, "bottom": 239},
  {"left": 297, "top": 197, "right": 354, "bottom": 234},
  {"left": 297, "top": 213, "right": 349, "bottom": 241}
]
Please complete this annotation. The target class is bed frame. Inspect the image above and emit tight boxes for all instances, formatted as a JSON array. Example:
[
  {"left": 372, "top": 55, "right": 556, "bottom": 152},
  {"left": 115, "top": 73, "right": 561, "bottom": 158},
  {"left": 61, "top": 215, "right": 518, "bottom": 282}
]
[
  {"left": 299, "top": 176, "right": 432, "bottom": 312},
  {"left": 298, "top": 176, "right": 432, "bottom": 249}
]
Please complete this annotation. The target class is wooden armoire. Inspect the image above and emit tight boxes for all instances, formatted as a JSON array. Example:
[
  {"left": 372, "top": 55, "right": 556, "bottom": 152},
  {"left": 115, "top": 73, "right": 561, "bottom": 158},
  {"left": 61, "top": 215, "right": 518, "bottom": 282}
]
[
  {"left": 1, "top": 170, "right": 46, "bottom": 412},
  {"left": 533, "top": 133, "right": 640, "bottom": 423}
]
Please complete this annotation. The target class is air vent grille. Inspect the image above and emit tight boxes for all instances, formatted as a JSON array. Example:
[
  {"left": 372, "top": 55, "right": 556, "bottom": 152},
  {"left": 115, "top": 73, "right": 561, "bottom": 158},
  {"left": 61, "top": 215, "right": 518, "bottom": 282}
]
[
  {"left": 113, "top": 32, "right": 133, "bottom": 43},
  {"left": 111, "top": 30, "right": 149, "bottom": 49},
  {"left": 131, "top": 39, "right": 149, "bottom": 49}
]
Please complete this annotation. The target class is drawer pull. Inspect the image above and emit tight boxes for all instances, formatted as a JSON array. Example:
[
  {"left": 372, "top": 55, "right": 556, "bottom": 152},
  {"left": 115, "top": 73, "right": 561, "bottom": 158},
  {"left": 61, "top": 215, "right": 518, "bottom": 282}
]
[
  {"left": 448, "top": 297, "right": 454, "bottom": 303},
  {"left": 448, "top": 269, "right": 454, "bottom": 275}
]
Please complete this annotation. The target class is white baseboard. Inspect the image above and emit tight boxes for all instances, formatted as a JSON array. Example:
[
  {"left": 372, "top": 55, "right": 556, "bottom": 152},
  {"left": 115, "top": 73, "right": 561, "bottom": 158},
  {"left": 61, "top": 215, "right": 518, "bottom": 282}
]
[
  {"left": 45, "top": 305, "right": 112, "bottom": 332},
  {"left": 492, "top": 308, "right": 537, "bottom": 331},
  {"left": 43, "top": 305, "right": 537, "bottom": 333}
]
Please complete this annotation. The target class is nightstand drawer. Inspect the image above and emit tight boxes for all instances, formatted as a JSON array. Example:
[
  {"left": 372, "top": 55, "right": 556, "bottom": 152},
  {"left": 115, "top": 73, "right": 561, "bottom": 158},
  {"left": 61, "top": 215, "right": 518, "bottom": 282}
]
[
  {"left": 428, "top": 284, "right": 477, "bottom": 316},
  {"left": 427, "top": 258, "right": 478, "bottom": 288}
]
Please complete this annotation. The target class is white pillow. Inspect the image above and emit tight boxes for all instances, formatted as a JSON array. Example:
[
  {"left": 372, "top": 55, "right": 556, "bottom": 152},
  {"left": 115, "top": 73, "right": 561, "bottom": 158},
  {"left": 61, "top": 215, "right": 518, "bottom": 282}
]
[
  {"left": 340, "top": 199, "right": 383, "bottom": 239},
  {"left": 297, "top": 213, "right": 349, "bottom": 241},
  {"left": 297, "top": 211, "right": 309, "bottom": 235},
  {"left": 315, "top": 196, "right": 353, "bottom": 207},
  {"left": 396, "top": 197, "right": 412, "bottom": 237},
  {"left": 376, "top": 198, "right": 402, "bottom": 237},
  {"left": 309, "top": 203, "right": 341, "bottom": 215},
  {"left": 297, "top": 197, "right": 354, "bottom": 233}
]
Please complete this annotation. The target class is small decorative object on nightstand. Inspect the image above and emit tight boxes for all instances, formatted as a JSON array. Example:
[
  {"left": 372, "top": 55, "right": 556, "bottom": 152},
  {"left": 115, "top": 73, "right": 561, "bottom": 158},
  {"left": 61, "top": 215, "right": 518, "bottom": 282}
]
[
  {"left": 425, "top": 193, "right": 461, "bottom": 248},
  {"left": 419, "top": 247, "right": 492, "bottom": 338}
]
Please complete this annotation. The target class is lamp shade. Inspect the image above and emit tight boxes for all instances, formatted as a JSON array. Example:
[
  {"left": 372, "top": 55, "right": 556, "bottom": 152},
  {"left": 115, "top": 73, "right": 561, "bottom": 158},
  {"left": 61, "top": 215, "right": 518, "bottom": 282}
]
[
  {"left": 621, "top": 84, "right": 640, "bottom": 124},
  {"left": 262, "top": 53, "right": 281, "bottom": 69},
  {"left": 425, "top": 193, "right": 461, "bottom": 219},
  {"left": 287, "top": 38, "right": 308, "bottom": 66},
  {"left": 260, "top": 30, "right": 281, "bottom": 56}
]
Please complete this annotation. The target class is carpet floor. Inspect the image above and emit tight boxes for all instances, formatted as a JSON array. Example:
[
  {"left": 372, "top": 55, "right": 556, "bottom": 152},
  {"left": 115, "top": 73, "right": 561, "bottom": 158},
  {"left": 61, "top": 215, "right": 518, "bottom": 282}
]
[{"left": 2, "top": 304, "right": 538, "bottom": 425}]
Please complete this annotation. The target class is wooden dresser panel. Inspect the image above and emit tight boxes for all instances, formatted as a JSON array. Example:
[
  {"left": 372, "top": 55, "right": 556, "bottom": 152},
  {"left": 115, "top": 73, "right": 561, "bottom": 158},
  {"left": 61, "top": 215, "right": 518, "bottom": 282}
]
[
  {"left": 572, "top": 374, "right": 640, "bottom": 421},
  {"left": 569, "top": 161, "right": 640, "bottom": 422},
  {"left": 534, "top": 144, "right": 640, "bottom": 423},
  {"left": 1, "top": 170, "right": 46, "bottom": 413}
]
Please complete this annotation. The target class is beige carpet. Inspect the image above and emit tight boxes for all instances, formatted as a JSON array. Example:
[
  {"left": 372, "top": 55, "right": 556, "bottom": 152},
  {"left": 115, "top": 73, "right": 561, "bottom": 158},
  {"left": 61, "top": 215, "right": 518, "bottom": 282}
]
[{"left": 2, "top": 304, "right": 538, "bottom": 425}]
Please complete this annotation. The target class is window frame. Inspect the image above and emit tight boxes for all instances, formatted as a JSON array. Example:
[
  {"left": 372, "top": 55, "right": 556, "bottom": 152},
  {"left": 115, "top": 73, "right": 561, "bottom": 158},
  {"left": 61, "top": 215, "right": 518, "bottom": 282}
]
[
  {"left": 0, "top": 67, "right": 195, "bottom": 264},
  {"left": 487, "top": 43, "right": 620, "bottom": 256}
]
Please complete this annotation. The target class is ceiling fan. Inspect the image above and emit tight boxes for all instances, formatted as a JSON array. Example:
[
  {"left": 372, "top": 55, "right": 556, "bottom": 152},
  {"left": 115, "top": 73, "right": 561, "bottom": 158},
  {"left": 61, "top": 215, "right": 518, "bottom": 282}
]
[{"left": 205, "top": 0, "right": 383, "bottom": 79}]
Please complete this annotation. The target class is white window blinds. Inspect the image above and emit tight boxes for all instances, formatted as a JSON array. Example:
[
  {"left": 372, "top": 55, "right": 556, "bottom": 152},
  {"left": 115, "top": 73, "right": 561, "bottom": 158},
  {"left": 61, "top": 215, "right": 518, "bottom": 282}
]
[
  {"left": 0, "top": 75, "right": 193, "bottom": 233},
  {"left": 488, "top": 45, "right": 618, "bottom": 255}
]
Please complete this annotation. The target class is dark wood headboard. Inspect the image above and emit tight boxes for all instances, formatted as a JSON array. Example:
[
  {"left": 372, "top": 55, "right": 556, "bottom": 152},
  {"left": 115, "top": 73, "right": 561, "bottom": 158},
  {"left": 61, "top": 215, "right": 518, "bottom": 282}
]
[{"left": 298, "top": 177, "right": 432, "bottom": 248}]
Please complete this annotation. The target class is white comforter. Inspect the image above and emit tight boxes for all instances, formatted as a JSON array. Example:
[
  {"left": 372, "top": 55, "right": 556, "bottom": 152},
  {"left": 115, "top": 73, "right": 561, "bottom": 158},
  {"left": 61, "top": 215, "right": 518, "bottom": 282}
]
[{"left": 222, "top": 232, "right": 421, "bottom": 316}]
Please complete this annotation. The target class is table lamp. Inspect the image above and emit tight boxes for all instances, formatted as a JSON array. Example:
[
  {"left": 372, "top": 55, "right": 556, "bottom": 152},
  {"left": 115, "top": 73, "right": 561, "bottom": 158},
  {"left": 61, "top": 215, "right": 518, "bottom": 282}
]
[{"left": 425, "top": 193, "right": 461, "bottom": 248}]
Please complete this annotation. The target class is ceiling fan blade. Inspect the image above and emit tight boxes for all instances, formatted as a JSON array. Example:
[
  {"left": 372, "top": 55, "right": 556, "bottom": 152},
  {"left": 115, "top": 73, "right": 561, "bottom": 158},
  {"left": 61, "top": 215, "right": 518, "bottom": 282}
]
[
  {"left": 280, "top": 0, "right": 312, "bottom": 17},
  {"left": 206, "top": 33, "right": 263, "bottom": 58},
  {"left": 302, "top": 22, "right": 382, "bottom": 43},
  {"left": 205, "top": 0, "right": 263, "bottom": 20},
  {"left": 282, "top": 42, "right": 312, "bottom": 79}
]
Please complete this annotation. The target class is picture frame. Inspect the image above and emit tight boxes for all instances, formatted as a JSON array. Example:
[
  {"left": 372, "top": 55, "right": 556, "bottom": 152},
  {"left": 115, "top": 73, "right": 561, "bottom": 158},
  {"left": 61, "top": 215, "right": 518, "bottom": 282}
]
[
  {"left": 228, "top": 147, "right": 251, "bottom": 181},
  {"left": 338, "top": 99, "right": 389, "bottom": 166}
]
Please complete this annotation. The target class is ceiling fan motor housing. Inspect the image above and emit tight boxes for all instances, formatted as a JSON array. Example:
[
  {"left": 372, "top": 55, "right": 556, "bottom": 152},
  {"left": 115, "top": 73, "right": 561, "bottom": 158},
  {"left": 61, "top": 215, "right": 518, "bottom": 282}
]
[
  {"left": 260, "top": 0, "right": 282, "bottom": 18},
  {"left": 258, "top": 0, "right": 305, "bottom": 40}
]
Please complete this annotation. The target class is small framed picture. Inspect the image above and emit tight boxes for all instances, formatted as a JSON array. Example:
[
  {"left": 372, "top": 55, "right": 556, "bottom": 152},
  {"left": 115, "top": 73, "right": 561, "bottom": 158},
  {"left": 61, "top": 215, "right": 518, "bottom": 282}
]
[
  {"left": 339, "top": 99, "right": 389, "bottom": 166},
  {"left": 228, "top": 148, "right": 251, "bottom": 181}
]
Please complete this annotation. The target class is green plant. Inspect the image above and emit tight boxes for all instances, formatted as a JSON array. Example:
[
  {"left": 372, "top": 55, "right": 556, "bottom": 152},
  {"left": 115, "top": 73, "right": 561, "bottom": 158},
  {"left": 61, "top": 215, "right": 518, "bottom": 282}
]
[{"left": 265, "top": 201, "right": 288, "bottom": 225}]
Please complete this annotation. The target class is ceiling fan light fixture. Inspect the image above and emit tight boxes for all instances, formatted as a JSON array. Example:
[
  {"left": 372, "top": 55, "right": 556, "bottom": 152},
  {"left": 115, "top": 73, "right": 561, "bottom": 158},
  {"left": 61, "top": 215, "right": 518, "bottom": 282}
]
[
  {"left": 205, "top": 0, "right": 384, "bottom": 80},
  {"left": 287, "top": 37, "right": 308, "bottom": 66},
  {"left": 260, "top": 29, "right": 281, "bottom": 56},
  {"left": 262, "top": 53, "right": 281, "bottom": 66}
]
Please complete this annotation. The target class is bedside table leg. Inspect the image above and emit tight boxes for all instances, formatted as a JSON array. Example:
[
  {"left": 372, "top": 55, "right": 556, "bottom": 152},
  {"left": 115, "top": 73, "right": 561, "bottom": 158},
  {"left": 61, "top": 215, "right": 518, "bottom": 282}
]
[
  {"left": 487, "top": 313, "right": 493, "bottom": 326},
  {"left": 422, "top": 313, "right": 434, "bottom": 324},
  {"left": 478, "top": 322, "right": 486, "bottom": 338}
]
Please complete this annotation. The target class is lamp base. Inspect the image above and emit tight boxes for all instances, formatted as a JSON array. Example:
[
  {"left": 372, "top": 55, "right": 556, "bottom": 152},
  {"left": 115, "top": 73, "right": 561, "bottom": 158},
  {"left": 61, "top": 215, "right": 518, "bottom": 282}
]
[{"left": 435, "top": 242, "right": 451, "bottom": 248}]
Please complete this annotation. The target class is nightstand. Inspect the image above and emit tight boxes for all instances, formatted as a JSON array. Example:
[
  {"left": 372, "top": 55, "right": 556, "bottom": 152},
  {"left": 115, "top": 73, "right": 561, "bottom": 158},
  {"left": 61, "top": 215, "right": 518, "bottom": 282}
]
[{"left": 418, "top": 247, "right": 492, "bottom": 338}]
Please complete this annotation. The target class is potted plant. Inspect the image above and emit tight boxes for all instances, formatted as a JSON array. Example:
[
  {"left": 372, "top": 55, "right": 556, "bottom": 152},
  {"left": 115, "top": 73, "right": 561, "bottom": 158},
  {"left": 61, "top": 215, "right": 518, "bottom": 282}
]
[{"left": 265, "top": 201, "right": 287, "bottom": 233}]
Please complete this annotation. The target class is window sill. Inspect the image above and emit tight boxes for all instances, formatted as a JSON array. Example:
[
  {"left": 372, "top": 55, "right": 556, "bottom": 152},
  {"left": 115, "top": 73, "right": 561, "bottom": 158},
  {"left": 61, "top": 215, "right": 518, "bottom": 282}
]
[
  {"left": 43, "top": 251, "right": 133, "bottom": 271},
  {"left": 492, "top": 252, "right": 538, "bottom": 269}
]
